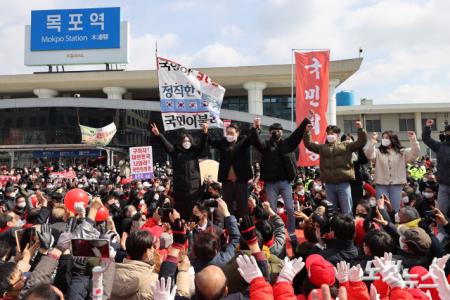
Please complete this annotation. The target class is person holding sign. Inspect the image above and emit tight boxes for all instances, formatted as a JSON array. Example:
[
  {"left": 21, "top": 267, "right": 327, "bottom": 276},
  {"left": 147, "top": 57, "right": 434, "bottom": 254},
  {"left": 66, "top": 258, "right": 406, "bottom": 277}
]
[
  {"left": 206, "top": 123, "right": 252, "bottom": 218},
  {"left": 150, "top": 122, "right": 208, "bottom": 220},
  {"left": 250, "top": 115, "right": 311, "bottom": 249},
  {"left": 303, "top": 121, "right": 367, "bottom": 215}
]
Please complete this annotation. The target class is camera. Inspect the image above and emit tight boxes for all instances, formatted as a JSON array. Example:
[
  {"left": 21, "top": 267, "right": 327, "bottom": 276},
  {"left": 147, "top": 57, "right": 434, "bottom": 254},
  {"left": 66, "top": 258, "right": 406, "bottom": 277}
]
[
  {"left": 158, "top": 203, "right": 173, "bottom": 223},
  {"left": 203, "top": 198, "right": 218, "bottom": 208}
]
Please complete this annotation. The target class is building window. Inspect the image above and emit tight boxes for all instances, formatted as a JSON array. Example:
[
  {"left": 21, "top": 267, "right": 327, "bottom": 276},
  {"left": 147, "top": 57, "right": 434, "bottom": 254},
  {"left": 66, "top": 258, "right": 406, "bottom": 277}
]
[
  {"left": 222, "top": 97, "right": 248, "bottom": 112},
  {"left": 422, "top": 118, "right": 437, "bottom": 131},
  {"left": 263, "top": 95, "right": 295, "bottom": 121},
  {"left": 343, "top": 120, "right": 357, "bottom": 133},
  {"left": 399, "top": 118, "right": 415, "bottom": 131},
  {"left": 366, "top": 119, "right": 381, "bottom": 132}
]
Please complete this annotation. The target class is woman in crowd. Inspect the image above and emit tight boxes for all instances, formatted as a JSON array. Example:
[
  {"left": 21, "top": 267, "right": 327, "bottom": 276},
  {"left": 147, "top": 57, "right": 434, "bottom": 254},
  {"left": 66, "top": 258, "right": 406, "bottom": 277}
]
[{"left": 364, "top": 130, "right": 420, "bottom": 211}]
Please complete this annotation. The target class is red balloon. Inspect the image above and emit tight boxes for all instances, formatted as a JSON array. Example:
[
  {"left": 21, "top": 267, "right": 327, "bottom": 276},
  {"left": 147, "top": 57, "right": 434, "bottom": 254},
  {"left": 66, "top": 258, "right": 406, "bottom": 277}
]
[
  {"left": 64, "top": 188, "right": 89, "bottom": 214},
  {"left": 95, "top": 207, "right": 109, "bottom": 222}
]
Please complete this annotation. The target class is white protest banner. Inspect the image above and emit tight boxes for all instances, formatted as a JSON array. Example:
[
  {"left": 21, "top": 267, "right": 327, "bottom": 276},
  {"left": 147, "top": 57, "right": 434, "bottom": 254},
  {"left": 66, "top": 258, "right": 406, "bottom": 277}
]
[
  {"left": 79, "top": 122, "right": 117, "bottom": 146},
  {"left": 130, "top": 146, "right": 154, "bottom": 180},
  {"left": 157, "top": 56, "right": 225, "bottom": 131}
]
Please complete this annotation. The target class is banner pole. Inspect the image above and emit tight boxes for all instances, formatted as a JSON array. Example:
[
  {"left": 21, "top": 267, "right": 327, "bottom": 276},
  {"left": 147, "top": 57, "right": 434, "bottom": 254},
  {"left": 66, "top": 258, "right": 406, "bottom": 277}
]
[{"left": 291, "top": 49, "right": 295, "bottom": 131}]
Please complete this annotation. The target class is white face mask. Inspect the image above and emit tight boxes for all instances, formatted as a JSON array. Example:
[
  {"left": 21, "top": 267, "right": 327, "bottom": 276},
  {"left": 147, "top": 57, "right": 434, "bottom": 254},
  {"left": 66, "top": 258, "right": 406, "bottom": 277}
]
[
  {"left": 17, "top": 202, "right": 26, "bottom": 208},
  {"left": 381, "top": 138, "right": 391, "bottom": 147},
  {"left": 402, "top": 196, "right": 410, "bottom": 204},
  {"left": 182, "top": 142, "right": 191, "bottom": 150},
  {"left": 326, "top": 134, "right": 337, "bottom": 143},
  {"left": 422, "top": 192, "right": 434, "bottom": 199},
  {"left": 297, "top": 190, "right": 305, "bottom": 196},
  {"left": 157, "top": 186, "right": 165, "bottom": 192},
  {"left": 154, "top": 193, "right": 160, "bottom": 201},
  {"left": 277, "top": 208, "right": 285, "bottom": 214},
  {"left": 394, "top": 213, "right": 400, "bottom": 223},
  {"left": 226, "top": 135, "right": 237, "bottom": 143},
  {"left": 16, "top": 219, "right": 26, "bottom": 227},
  {"left": 313, "top": 184, "right": 322, "bottom": 192},
  {"left": 20, "top": 184, "right": 27, "bottom": 189}
]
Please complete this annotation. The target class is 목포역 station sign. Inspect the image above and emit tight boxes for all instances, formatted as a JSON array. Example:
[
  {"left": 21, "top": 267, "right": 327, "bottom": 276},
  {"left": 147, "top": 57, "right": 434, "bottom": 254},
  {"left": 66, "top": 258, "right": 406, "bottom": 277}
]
[{"left": 24, "top": 7, "right": 129, "bottom": 66}]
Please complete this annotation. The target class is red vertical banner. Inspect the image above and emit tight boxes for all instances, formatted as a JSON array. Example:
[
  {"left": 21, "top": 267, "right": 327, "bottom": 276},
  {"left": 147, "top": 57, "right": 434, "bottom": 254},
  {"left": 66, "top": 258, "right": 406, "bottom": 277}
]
[{"left": 295, "top": 51, "right": 330, "bottom": 167}]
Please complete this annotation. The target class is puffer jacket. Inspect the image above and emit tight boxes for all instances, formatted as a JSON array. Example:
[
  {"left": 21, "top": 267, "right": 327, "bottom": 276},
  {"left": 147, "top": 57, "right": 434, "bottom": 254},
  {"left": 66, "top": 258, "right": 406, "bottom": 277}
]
[
  {"left": 111, "top": 259, "right": 159, "bottom": 300},
  {"left": 303, "top": 128, "right": 367, "bottom": 184},
  {"left": 422, "top": 125, "right": 450, "bottom": 185}
]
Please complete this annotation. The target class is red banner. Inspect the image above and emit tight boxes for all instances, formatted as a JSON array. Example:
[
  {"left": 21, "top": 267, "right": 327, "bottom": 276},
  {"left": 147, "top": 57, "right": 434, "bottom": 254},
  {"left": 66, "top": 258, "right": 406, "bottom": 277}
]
[{"left": 295, "top": 51, "right": 330, "bottom": 167}]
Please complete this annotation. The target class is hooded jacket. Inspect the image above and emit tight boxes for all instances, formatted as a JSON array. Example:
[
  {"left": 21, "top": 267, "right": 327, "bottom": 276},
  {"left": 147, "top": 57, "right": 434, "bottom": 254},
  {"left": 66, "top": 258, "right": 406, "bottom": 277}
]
[{"left": 111, "top": 259, "right": 159, "bottom": 300}]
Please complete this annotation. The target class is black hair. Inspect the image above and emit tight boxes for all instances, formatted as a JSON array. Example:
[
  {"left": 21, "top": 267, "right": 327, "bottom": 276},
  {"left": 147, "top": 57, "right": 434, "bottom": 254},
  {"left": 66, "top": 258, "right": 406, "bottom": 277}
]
[
  {"left": 250, "top": 205, "right": 269, "bottom": 221},
  {"left": 356, "top": 199, "right": 370, "bottom": 215},
  {"left": 379, "top": 131, "right": 404, "bottom": 154},
  {"left": 326, "top": 125, "right": 341, "bottom": 135},
  {"left": 255, "top": 220, "right": 274, "bottom": 244},
  {"left": 340, "top": 133, "right": 354, "bottom": 142},
  {"left": 0, "top": 213, "right": 13, "bottom": 228},
  {"left": 26, "top": 208, "right": 42, "bottom": 225},
  {"left": 330, "top": 214, "right": 355, "bottom": 240},
  {"left": 23, "top": 283, "right": 62, "bottom": 300},
  {"left": 209, "top": 182, "right": 222, "bottom": 193},
  {"left": 0, "top": 262, "right": 17, "bottom": 295},
  {"left": 227, "top": 123, "right": 240, "bottom": 132},
  {"left": 125, "top": 230, "right": 154, "bottom": 260},
  {"left": 0, "top": 241, "right": 13, "bottom": 262},
  {"left": 193, "top": 231, "right": 221, "bottom": 262},
  {"left": 364, "top": 229, "right": 395, "bottom": 257}
]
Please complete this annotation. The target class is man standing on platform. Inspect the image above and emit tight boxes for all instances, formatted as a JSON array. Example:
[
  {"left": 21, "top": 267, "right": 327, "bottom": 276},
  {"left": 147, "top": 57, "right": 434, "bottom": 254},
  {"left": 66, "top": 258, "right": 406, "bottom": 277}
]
[
  {"left": 207, "top": 123, "right": 252, "bottom": 218},
  {"left": 250, "top": 116, "right": 311, "bottom": 249}
]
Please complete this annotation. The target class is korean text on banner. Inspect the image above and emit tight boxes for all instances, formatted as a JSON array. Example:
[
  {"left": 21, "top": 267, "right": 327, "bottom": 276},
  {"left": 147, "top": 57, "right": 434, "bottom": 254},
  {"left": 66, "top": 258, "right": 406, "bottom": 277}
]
[
  {"left": 130, "top": 146, "right": 154, "bottom": 180},
  {"left": 157, "top": 57, "right": 225, "bottom": 131},
  {"left": 79, "top": 122, "right": 117, "bottom": 146},
  {"left": 296, "top": 51, "right": 330, "bottom": 167}
]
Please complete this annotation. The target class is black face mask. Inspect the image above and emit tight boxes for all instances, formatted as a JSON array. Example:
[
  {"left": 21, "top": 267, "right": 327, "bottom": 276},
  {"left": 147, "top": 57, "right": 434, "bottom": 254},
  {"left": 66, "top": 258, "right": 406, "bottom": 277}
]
[{"left": 271, "top": 131, "right": 282, "bottom": 140}]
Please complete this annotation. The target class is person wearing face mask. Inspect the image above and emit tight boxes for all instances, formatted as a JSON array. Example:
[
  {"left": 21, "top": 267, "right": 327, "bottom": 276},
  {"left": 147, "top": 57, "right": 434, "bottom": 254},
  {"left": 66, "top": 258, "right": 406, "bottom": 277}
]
[
  {"left": 365, "top": 130, "right": 420, "bottom": 212},
  {"left": 415, "top": 183, "right": 438, "bottom": 218},
  {"left": 250, "top": 116, "right": 311, "bottom": 249},
  {"left": 4, "top": 187, "right": 17, "bottom": 212},
  {"left": 150, "top": 122, "right": 208, "bottom": 220},
  {"left": 207, "top": 123, "right": 252, "bottom": 218},
  {"left": 423, "top": 119, "right": 450, "bottom": 236},
  {"left": 304, "top": 121, "right": 367, "bottom": 215},
  {"left": 13, "top": 196, "right": 27, "bottom": 219}
]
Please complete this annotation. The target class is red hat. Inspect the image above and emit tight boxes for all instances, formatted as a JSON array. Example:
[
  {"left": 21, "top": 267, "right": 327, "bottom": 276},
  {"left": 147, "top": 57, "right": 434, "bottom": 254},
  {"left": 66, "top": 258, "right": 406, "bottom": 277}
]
[
  {"left": 305, "top": 254, "right": 336, "bottom": 287},
  {"left": 144, "top": 225, "right": 163, "bottom": 240},
  {"left": 354, "top": 218, "right": 380, "bottom": 246},
  {"left": 95, "top": 207, "right": 109, "bottom": 222},
  {"left": 409, "top": 266, "right": 439, "bottom": 299}
]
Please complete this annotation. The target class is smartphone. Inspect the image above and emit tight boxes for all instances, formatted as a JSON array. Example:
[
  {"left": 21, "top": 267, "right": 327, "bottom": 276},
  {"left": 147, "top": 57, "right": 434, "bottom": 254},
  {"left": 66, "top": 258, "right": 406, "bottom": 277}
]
[
  {"left": 71, "top": 239, "right": 110, "bottom": 258},
  {"left": 15, "top": 228, "right": 37, "bottom": 252}
]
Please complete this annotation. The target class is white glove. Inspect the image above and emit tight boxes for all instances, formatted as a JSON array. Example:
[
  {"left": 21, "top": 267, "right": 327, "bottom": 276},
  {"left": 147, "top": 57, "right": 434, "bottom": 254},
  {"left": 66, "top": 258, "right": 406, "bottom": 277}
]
[
  {"left": 349, "top": 264, "right": 364, "bottom": 282},
  {"left": 373, "top": 256, "right": 405, "bottom": 289},
  {"left": 236, "top": 255, "right": 263, "bottom": 284},
  {"left": 429, "top": 263, "right": 450, "bottom": 299},
  {"left": 277, "top": 257, "right": 305, "bottom": 283},
  {"left": 432, "top": 254, "right": 450, "bottom": 269},
  {"left": 74, "top": 202, "right": 86, "bottom": 216},
  {"left": 334, "top": 261, "right": 350, "bottom": 283},
  {"left": 370, "top": 284, "right": 380, "bottom": 300},
  {"left": 151, "top": 277, "right": 176, "bottom": 300}
]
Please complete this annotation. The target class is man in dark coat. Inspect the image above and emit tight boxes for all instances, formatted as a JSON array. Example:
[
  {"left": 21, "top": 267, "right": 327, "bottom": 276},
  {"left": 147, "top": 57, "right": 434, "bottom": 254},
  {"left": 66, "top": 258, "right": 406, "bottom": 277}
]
[
  {"left": 250, "top": 116, "right": 310, "bottom": 248},
  {"left": 150, "top": 123, "right": 208, "bottom": 220},
  {"left": 207, "top": 123, "right": 252, "bottom": 218}
]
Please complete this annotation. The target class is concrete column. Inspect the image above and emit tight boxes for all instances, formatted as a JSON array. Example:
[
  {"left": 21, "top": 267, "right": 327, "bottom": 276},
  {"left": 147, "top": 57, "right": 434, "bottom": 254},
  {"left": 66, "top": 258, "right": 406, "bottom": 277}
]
[
  {"left": 327, "top": 79, "right": 340, "bottom": 125},
  {"left": 33, "top": 88, "right": 58, "bottom": 98},
  {"left": 102, "top": 87, "right": 127, "bottom": 99},
  {"left": 243, "top": 81, "right": 267, "bottom": 116},
  {"left": 415, "top": 112, "right": 422, "bottom": 140}
]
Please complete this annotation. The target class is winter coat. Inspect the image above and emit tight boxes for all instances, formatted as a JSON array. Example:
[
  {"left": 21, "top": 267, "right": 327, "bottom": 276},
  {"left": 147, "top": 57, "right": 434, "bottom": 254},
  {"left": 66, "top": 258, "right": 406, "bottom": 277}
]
[
  {"left": 157, "top": 132, "right": 207, "bottom": 193},
  {"left": 364, "top": 138, "right": 420, "bottom": 185},
  {"left": 319, "top": 239, "right": 359, "bottom": 266},
  {"left": 303, "top": 128, "right": 368, "bottom": 184},
  {"left": 422, "top": 125, "right": 450, "bottom": 185},
  {"left": 208, "top": 134, "right": 252, "bottom": 182},
  {"left": 251, "top": 118, "right": 310, "bottom": 182},
  {"left": 111, "top": 259, "right": 159, "bottom": 300}
]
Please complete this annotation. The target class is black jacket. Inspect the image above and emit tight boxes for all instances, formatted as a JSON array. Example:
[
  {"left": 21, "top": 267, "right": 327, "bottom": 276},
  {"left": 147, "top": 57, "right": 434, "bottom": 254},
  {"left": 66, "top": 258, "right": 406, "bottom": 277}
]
[
  {"left": 208, "top": 134, "right": 252, "bottom": 182},
  {"left": 158, "top": 132, "right": 207, "bottom": 192},
  {"left": 250, "top": 118, "right": 310, "bottom": 182},
  {"left": 422, "top": 125, "right": 450, "bottom": 185},
  {"left": 319, "top": 239, "right": 359, "bottom": 266}
]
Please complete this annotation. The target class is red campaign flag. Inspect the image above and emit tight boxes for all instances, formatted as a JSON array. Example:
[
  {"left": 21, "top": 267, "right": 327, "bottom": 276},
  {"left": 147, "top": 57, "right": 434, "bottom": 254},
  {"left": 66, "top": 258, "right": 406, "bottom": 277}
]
[{"left": 295, "top": 50, "right": 330, "bottom": 167}]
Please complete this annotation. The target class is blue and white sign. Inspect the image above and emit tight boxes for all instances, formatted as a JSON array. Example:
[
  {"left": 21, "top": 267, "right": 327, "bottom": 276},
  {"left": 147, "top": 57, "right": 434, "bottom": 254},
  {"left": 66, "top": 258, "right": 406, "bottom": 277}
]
[{"left": 31, "top": 7, "right": 120, "bottom": 51}]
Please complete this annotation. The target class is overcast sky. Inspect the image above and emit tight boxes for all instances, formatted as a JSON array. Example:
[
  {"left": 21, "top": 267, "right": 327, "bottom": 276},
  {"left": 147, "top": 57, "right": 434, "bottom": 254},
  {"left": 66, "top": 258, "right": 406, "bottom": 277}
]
[{"left": 1, "top": 0, "right": 449, "bottom": 104}]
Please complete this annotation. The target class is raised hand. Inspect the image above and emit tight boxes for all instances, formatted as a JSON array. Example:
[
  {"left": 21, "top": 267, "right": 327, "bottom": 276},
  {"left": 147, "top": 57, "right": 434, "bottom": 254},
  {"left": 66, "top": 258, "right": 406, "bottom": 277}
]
[
  {"left": 426, "top": 119, "right": 434, "bottom": 127},
  {"left": 236, "top": 255, "right": 263, "bottom": 284},
  {"left": 429, "top": 263, "right": 450, "bottom": 299},
  {"left": 349, "top": 264, "right": 364, "bottom": 282},
  {"left": 306, "top": 124, "right": 314, "bottom": 132},
  {"left": 37, "top": 224, "right": 55, "bottom": 250},
  {"left": 151, "top": 277, "right": 176, "bottom": 300},
  {"left": 217, "top": 199, "right": 230, "bottom": 217},
  {"left": 253, "top": 117, "right": 261, "bottom": 129},
  {"left": 277, "top": 257, "right": 305, "bottom": 283},
  {"left": 150, "top": 123, "right": 160, "bottom": 136},
  {"left": 201, "top": 122, "right": 209, "bottom": 134},
  {"left": 407, "top": 131, "right": 417, "bottom": 141},
  {"left": 335, "top": 261, "right": 350, "bottom": 283},
  {"left": 239, "top": 215, "right": 257, "bottom": 246},
  {"left": 371, "top": 132, "right": 378, "bottom": 143}
]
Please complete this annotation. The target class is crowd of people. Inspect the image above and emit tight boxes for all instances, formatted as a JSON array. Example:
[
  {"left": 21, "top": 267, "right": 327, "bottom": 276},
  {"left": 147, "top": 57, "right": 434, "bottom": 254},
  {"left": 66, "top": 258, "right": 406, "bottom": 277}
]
[{"left": 0, "top": 117, "right": 449, "bottom": 300}]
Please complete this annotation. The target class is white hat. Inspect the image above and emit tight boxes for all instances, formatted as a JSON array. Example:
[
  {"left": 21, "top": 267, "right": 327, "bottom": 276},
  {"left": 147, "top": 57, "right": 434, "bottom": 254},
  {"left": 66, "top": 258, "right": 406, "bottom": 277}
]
[{"left": 143, "top": 182, "right": 152, "bottom": 188}]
